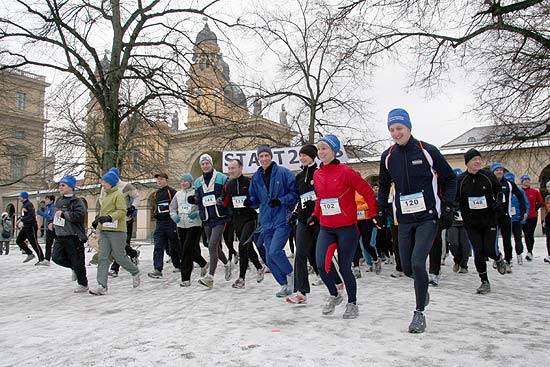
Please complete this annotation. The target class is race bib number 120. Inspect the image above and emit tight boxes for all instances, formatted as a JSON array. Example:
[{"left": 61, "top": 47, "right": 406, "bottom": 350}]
[{"left": 400, "top": 192, "right": 427, "bottom": 214}]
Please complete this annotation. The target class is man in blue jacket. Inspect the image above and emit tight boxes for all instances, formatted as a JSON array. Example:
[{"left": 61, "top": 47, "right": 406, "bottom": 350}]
[
  {"left": 247, "top": 145, "right": 298, "bottom": 298},
  {"left": 37, "top": 195, "right": 56, "bottom": 265}
]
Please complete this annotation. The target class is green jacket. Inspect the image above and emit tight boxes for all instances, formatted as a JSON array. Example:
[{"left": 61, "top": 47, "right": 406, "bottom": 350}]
[{"left": 99, "top": 187, "right": 127, "bottom": 232}]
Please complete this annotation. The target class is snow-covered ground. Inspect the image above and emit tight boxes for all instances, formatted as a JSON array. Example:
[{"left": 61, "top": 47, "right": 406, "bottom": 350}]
[{"left": 1, "top": 238, "right": 549, "bottom": 367}]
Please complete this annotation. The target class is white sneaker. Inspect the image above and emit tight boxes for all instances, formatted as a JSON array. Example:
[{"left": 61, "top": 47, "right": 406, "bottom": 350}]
[
  {"left": 89, "top": 285, "right": 107, "bottom": 296},
  {"left": 286, "top": 292, "right": 307, "bottom": 305},
  {"left": 322, "top": 293, "right": 343, "bottom": 315},
  {"left": 22, "top": 253, "right": 35, "bottom": 263},
  {"left": 525, "top": 252, "right": 533, "bottom": 261},
  {"left": 391, "top": 270, "right": 404, "bottom": 278},
  {"left": 180, "top": 280, "right": 191, "bottom": 287},
  {"left": 132, "top": 273, "right": 141, "bottom": 288},
  {"left": 198, "top": 275, "right": 214, "bottom": 289},
  {"left": 517, "top": 256, "right": 523, "bottom": 265},
  {"left": 74, "top": 284, "right": 89, "bottom": 293},
  {"left": 35, "top": 259, "right": 50, "bottom": 266}
]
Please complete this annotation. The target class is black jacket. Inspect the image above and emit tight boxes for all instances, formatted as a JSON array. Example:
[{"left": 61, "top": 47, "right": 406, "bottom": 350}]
[
  {"left": 153, "top": 186, "right": 177, "bottom": 221},
  {"left": 224, "top": 175, "right": 257, "bottom": 225},
  {"left": 295, "top": 163, "right": 317, "bottom": 224},
  {"left": 456, "top": 169, "right": 502, "bottom": 228},
  {"left": 20, "top": 199, "right": 37, "bottom": 227},
  {"left": 53, "top": 195, "right": 87, "bottom": 241}
]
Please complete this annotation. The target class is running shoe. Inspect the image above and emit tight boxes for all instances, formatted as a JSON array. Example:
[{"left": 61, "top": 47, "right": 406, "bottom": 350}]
[
  {"left": 224, "top": 263, "right": 232, "bottom": 281},
  {"left": 458, "top": 267, "right": 468, "bottom": 274},
  {"left": 505, "top": 262, "right": 513, "bottom": 274},
  {"left": 525, "top": 252, "right": 533, "bottom": 261},
  {"left": 452, "top": 263, "right": 460, "bottom": 273},
  {"left": 408, "top": 311, "right": 426, "bottom": 333},
  {"left": 22, "top": 253, "right": 35, "bottom": 263},
  {"left": 108, "top": 270, "right": 118, "bottom": 278},
  {"left": 74, "top": 284, "right": 89, "bottom": 293},
  {"left": 517, "top": 256, "right": 523, "bottom": 265},
  {"left": 89, "top": 285, "right": 107, "bottom": 296},
  {"left": 390, "top": 270, "right": 404, "bottom": 278},
  {"left": 180, "top": 280, "right": 191, "bottom": 287},
  {"left": 352, "top": 266, "right": 362, "bottom": 279},
  {"left": 275, "top": 285, "right": 292, "bottom": 298},
  {"left": 544, "top": 256, "right": 550, "bottom": 264},
  {"left": 495, "top": 257, "right": 507, "bottom": 275},
  {"left": 232, "top": 278, "right": 245, "bottom": 289},
  {"left": 322, "top": 293, "right": 343, "bottom": 315},
  {"left": 286, "top": 292, "right": 307, "bottom": 305},
  {"left": 476, "top": 280, "right": 491, "bottom": 294},
  {"left": 198, "top": 275, "right": 214, "bottom": 289},
  {"left": 374, "top": 258, "right": 382, "bottom": 275},
  {"left": 256, "top": 266, "right": 265, "bottom": 283},
  {"left": 342, "top": 303, "right": 359, "bottom": 319},
  {"left": 132, "top": 273, "right": 141, "bottom": 288},
  {"left": 147, "top": 269, "right": 163, "bottom": 279}
]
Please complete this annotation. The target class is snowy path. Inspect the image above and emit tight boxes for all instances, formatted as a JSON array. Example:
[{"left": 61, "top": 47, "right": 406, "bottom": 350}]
[{"left": 0, "top": 238, "right": 549, "bottom": 367}]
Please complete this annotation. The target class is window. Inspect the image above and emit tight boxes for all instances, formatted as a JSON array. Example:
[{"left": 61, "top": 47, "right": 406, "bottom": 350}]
[
  {"left": 15, "top": 130, "right": 25, "bottom": 139},
  {"left": 15, "top": 92, "right": 26, "bottom": 111},
  {"left": 133, "top": 147, "right": 142, "bottom": 169},
  {"left": 467, "top": 137, "right": 476, "bottom": 143},
  {"left": 11, "top": 157, "right": 25, "bottom": 179}
]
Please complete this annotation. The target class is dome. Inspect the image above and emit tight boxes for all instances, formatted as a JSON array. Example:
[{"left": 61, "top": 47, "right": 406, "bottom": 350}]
[
  {"left": 195, "top": 22, "right": 217, "bottom": 45},
  {"left": 217, "top": 54, "right": 230, "bottom": 81},
  {"left": 224, "top": 82, "right": 247, "bottom": 108}
]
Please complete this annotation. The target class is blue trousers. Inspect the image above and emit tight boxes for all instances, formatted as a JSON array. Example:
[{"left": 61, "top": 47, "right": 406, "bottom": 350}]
[
  {"left": 398, "top": 220, "right": 437, "bottom": 312},
  {"left": 263, "top": 224, "right": 293, "bottom": 285},
  {"left": 153, "top": 220, "right": 180, "bottom": 272},
  {"left": 316, "top": 225, "right": 358, "bottom": 304}
]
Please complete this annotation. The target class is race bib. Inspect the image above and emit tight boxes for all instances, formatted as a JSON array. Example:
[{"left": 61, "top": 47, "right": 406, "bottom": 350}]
[
  {"left": 468, "top": 196, "right": 487, "bottom": 210},
  {"left": 157, "top": 202, "right": 170, "bottom": 213},
  {"left": 202, "top": 194, "right": 216, "bottom": 207},
  {"left": 102, "top": 220, "right": 119, "bottom": 229},
  {"left": 300, "top": 191, "right": 317, "bottom": 207},
  {"left": 320, "top": 198, "right": 341, "bottom": 216},
  {"left": 509, "top": 207, "right": 516, "bottom": 216},
  {"left": 357, "top": 210, "right": 366, "bottom": 220},
  {"left": 232, "top": 196, "right": 246, "bottom": 209},
  {"left": 53, "top": 216, "right": 65, "bottom": 227},
  {"left": 179, "top": 203, "right": 192, "bottom": 214},
  {"left": 400, "top": 192, "right": 427, "bottom": 214}
]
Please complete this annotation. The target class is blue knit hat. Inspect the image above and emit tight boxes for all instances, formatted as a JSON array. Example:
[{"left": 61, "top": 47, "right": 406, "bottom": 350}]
[
  {"left": 109, "top": 167, "right": 120, "bottom": 177},
  {"left": 490, "top": 162, "right": 505, "bottom": 172},
  {"left": 102, "top": 171, "right": 119, "bottom": 187},
  {"left": 180, "top": 173, "right": 193, "bottom": 184},
  {"left": 257, "top": 144, "right": 273, "bottom": 158},
  {"left": 453, "top": 168, "right": 463, "bottom": 176},
  {"left": 387, "top": 108, "right": 412, "bottom": 130},
  {"left": 59, "top": 175, "right": 76, "bottom": 190},
  {"left": 19, "top": 192, "right": 29, "bottom": 200},
  {"left": 504, "top": 172, "right": 515, "bottom": 182},
  {"left": 318, "top": 134, "right": 341, "bottom": 155},
  {"left": 520, "top": 174, "right": 530, "bottom": 183}
]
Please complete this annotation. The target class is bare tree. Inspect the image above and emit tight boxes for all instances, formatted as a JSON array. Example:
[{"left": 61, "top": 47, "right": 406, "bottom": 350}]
[
  {"left": 338, "top": 0, "right": 549, "bottom": 145},
  {"left": 240, "top": 0, "right": 378, "bottom": 149},
  {"left": 0, "top": 0, "right": 223, "bottom": 177}
]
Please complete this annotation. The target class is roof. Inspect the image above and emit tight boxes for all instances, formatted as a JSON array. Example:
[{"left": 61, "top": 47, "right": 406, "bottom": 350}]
[
  {"left": 440, "top": 126, "right": 495, "bottom": 148},
  {"left": 195, "top": 22, "right": 217, "bottom": 44}
]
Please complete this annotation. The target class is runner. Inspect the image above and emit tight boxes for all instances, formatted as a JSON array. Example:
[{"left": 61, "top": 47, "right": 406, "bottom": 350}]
[
  {"left": 50, "top": 175, "right": 89, "bottom": 293},
  {"left": 503, "top": 172, "right": 528, "bottom": 265},
  {"left": 169, "top": 173, "right": 208, "bottom": 287},
  {"left": 224, "top": 159, "right": 265, "bottom": 289},
  {"left": 491, "top": 162, "right": 526, "bottom": 272},
  {"left": 543, "top": 181, "right": 550, "bottom": 263},
  {"left": 16, "top": 192, "right": 45, "bottom": 264},
  {"left": 37, "top": 195, "right": 55, "bottom": 265},
  {"left": 355, "top": 190, "right": 381, "bottom": 276},
  {"left": 0, "top": 212, "right": 12, "bottom": 255},
  {"left": 89, "top": 170, "right": 141, "bottom": 295},
  {"left": 190, "top": 153, "right": 232, "bottom": 288},
  {"left": 247, "top": 144, "right": 298, "bottom": 298},
  {"left": 377, "top": 108, "right": 456, "bottom": 333},
  {"left": 147, "top": 172, "right": 180, "bottom": 279},
  {"left": 448, "top": 168, "right": 470, "bottom": 273},
  {"left": 519, "top": 174, "right": 543, "bottom": 261},
  {"left": 309, "top": 134, "right": 377, "bottom": 319},
  {"left": 456, "top": 148, "right": 507, "bottom": 296}
]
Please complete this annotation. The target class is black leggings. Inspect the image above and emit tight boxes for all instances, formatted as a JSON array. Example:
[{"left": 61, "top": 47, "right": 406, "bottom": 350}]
[
  {"left": 522, "top": 217, "right": 538, "bottom": 253},
  {"left": 16, "top": 225, "right": 44, "bottom": 261},
  {"left": 465, "top": 226, "right": 500, "bottom": 281},
  {"left": 235, "top": 220, "right": 262, "bottom": 279},
  {"left": 178, "top": 226, "right": 207, "bottom": 282}
]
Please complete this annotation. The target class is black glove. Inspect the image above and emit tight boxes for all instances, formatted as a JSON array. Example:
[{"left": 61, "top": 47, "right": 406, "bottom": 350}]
[
  {"left": 269, "top": 198, "right": 281, "bottom": 208},
  {"left": 187, "top": 195, "right": 197, "bottom": 205},
  {"left": 91, "top": 220, "right": 99, "bottom": 229},
  {"left": 216, "top": 197, "right": 224, "bottom": 206},
  {"left": 243, "top": 198, "right": 252, "bottom": 207},
  {"left": 97, "top": 215, "right": 113, "bottom": 224},
  {"left": 439, "top": 202, "right": 454, "bottom": 229},
  {"left": 126, "top": 206, "right": 136, "bottom": 217},
  {"left": 373, "top": 210, "right": 385, "bottom": 229},
  {"left": 306, "top": 216, "right": 319, "bottom": 226},
  {"left": 519, "top": 210, "right": 526, "bottom": 219}
]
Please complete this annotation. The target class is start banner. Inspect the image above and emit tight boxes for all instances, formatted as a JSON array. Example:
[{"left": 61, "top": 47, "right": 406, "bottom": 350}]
[{"left": 222, "top": 146, "right": 348, "bottom": 174}]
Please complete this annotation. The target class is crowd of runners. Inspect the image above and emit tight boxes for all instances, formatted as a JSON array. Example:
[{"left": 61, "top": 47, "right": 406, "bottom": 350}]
[{"left": 2, "top": 108, "right": 549, "bottom": 334}]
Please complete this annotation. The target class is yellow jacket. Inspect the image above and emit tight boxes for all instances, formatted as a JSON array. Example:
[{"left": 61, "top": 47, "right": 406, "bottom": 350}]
[{"left": 99, "top": 187, "right": 127, "bottom": 232}]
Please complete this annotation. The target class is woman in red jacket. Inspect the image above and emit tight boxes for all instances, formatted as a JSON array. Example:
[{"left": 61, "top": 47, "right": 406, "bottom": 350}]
[{"left": 308, "top": 134, "right": 377, "bottom": 319}]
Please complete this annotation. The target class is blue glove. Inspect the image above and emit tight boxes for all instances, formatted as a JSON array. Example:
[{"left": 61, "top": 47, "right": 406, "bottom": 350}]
[
  {"left": 188, "top": 212, "right": 198, "bottom": 220},
  {"left": 171, "top": 214, "right": 181, "bottom": 223}
]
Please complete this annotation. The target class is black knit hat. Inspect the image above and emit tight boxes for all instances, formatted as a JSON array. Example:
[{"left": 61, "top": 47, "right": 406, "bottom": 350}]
[
  {"left": 299, "top": 144, "right": 318, "bottom": 161},
  {"left": 464, "top": 148, "right": 481, "bottom": 164}
]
